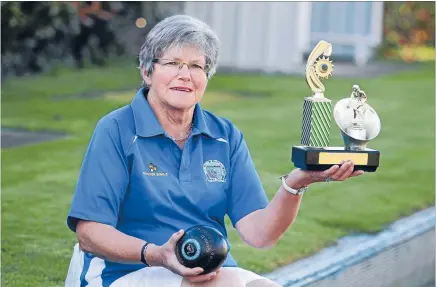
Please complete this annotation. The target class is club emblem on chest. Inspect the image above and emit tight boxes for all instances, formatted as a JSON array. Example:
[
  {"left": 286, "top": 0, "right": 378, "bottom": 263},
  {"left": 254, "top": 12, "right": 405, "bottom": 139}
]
[{"left": 203, "top": 160, "right": 226, "bottom": 183}]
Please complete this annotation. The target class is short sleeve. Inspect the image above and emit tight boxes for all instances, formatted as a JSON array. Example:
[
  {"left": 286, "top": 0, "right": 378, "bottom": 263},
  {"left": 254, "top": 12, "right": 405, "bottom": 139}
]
[
  {"left": 67, "top": 117, "right": 129, "bottom": 232},
  {"left": 226, "top": 128, "right": 269, "bottom": 227}
]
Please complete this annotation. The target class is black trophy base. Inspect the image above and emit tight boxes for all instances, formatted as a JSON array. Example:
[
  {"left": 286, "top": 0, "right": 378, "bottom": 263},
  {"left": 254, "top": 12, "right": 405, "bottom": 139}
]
[{"left": 292, "top": 146, "right": 380, "bottom": 172}]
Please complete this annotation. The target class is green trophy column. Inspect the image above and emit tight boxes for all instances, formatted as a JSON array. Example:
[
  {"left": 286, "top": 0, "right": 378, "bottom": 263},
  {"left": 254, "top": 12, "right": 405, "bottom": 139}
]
[{"left": 301, "top": 98, "right": 332, "bottom": 147}]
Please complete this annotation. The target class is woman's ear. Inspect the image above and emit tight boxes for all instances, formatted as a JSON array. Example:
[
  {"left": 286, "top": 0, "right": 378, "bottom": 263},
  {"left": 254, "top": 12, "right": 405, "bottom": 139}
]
[{"left": 141, "top": 67, "right": 152, "bottom": 86}]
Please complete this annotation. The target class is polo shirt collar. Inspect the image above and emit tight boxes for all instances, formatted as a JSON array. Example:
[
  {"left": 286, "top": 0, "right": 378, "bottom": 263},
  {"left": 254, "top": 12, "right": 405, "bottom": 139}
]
[{"left": 130, "top": 88, "right": 220, "bottom": 139}]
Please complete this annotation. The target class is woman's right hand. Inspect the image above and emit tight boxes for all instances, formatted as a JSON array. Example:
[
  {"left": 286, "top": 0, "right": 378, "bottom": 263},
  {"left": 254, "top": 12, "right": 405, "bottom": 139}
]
[{"left": 147, "top": 229, "right": 220, "bottom": 283}]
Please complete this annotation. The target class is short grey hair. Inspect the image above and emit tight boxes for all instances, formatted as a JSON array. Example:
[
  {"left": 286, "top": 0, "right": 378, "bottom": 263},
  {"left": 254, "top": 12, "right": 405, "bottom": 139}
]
[{"left": 139, "top": 14, "right": 220, "bottom": 83}]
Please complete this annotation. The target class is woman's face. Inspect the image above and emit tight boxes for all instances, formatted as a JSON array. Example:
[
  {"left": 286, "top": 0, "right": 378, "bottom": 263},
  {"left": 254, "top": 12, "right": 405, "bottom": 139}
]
[{"left": 143, "top": 45, "right": 209, "bottom": 111}]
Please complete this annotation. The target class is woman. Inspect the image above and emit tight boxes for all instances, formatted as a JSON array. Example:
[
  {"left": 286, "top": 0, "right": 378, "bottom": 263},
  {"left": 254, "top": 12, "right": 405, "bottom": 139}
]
[{"left": 66, "top": 15, "right": 363, "bottom": 287}]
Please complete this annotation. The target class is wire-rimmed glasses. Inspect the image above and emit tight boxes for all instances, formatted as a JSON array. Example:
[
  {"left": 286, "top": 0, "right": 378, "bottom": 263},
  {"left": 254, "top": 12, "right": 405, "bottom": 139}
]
[{"left": 152, "top": 58, "right": 209, "bottom": 78}]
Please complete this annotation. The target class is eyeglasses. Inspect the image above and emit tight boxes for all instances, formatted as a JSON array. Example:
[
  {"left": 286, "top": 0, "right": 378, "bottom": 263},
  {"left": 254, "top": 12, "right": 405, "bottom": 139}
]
[{"left": 152, "top": 58, "right": 209, "bottom": 78}]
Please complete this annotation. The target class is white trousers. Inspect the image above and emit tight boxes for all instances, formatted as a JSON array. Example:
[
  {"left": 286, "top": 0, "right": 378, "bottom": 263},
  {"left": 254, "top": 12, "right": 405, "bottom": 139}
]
[
  {"left": 109, "top": 266, "right": 265, "bottom": 287},
  {"left": 65, "top": 243, "right": 265, "bottom": 287}
]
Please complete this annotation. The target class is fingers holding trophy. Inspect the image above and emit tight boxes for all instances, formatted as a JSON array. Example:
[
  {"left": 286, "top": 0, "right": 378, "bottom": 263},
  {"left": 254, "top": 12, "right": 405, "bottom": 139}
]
[{"left": 292, "top": 40, "right": 381, "bottom": 172}]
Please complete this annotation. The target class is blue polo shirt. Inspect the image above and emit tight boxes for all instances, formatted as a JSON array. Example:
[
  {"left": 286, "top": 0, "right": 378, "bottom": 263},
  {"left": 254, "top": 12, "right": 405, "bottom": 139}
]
[{"left": 67, "top": 88, "right": 269, "bottom": 286}]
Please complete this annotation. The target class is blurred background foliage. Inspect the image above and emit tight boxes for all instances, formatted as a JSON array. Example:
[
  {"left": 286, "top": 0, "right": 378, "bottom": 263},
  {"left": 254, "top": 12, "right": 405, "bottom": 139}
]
[
  {"left": 1, "top": 2, "right": 78, "bottom": 77},
  {"left": 1, "top": 1, "right": 182, "bottom": 80},
  {"left": 381, "top": 1, "right": 435, "bottom": 62}
]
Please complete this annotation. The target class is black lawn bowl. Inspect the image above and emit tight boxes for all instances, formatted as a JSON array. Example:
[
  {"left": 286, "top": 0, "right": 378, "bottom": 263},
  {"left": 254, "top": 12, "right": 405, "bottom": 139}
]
[{"left": 176, "top": 225, "right": 230, "bottom": 275}]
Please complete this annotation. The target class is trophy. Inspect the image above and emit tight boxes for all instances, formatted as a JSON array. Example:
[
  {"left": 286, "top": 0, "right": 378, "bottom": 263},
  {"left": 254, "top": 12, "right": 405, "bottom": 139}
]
[{"left": 291, "top": 40, "right": 381, "bottom": 172}]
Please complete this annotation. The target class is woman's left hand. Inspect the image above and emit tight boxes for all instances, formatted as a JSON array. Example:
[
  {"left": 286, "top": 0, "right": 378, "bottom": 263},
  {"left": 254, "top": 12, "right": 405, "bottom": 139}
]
[{"left": 285, "top": 160, "right": 364, "bottom": 188}]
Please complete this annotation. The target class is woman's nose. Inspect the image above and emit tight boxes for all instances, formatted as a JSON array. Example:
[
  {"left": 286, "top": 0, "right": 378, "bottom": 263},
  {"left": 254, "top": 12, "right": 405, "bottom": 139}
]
[{"left": 177, "top": 64, "right": 191, "bottom": 80}]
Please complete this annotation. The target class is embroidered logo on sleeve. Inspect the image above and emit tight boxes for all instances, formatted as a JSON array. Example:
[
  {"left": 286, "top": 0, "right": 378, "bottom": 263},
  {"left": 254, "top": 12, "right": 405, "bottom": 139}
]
[
  {"left": 143, "top": 162, "right": 168, "bottom": 176},
  {"left": 203, "top": 160, "right": 226, "bottom": 182}
]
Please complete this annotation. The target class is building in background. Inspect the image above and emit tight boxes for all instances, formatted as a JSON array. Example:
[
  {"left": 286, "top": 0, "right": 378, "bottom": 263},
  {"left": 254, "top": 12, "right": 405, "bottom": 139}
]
[{"left": 184, "top": 2, "right": 384, "bottom": 73}]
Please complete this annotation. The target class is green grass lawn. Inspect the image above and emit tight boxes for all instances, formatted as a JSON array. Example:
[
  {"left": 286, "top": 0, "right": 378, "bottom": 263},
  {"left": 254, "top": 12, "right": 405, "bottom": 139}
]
[{"left": 2, "top": 62, "right": 434, "bottom": 286}]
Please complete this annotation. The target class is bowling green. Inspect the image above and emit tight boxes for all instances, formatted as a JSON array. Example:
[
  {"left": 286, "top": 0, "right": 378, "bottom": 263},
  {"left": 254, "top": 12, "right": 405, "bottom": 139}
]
[{"left": 2, "top": 61, "right": 434, "bottom": 286}]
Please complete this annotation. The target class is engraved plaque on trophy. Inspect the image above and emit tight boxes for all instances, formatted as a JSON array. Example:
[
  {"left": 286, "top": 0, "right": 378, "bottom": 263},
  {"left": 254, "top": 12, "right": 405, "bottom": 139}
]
[{"left": 291, "top": 40, "right": 381, "bottom": 172}]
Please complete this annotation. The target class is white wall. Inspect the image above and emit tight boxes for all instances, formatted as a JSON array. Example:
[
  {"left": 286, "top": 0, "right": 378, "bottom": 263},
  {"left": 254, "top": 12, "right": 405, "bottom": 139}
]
[
  {"left": 184, "top": 1, "right": 384, "bottom": 70},
  {"left": 184, "top": 2, "right": 312, "bottom": 73}
]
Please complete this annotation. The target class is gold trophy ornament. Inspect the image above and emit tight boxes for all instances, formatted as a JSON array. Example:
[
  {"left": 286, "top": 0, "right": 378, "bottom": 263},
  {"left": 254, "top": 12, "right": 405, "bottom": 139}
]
[{"left": 291, "top": 40, "right": 381, "bottom": 172}]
